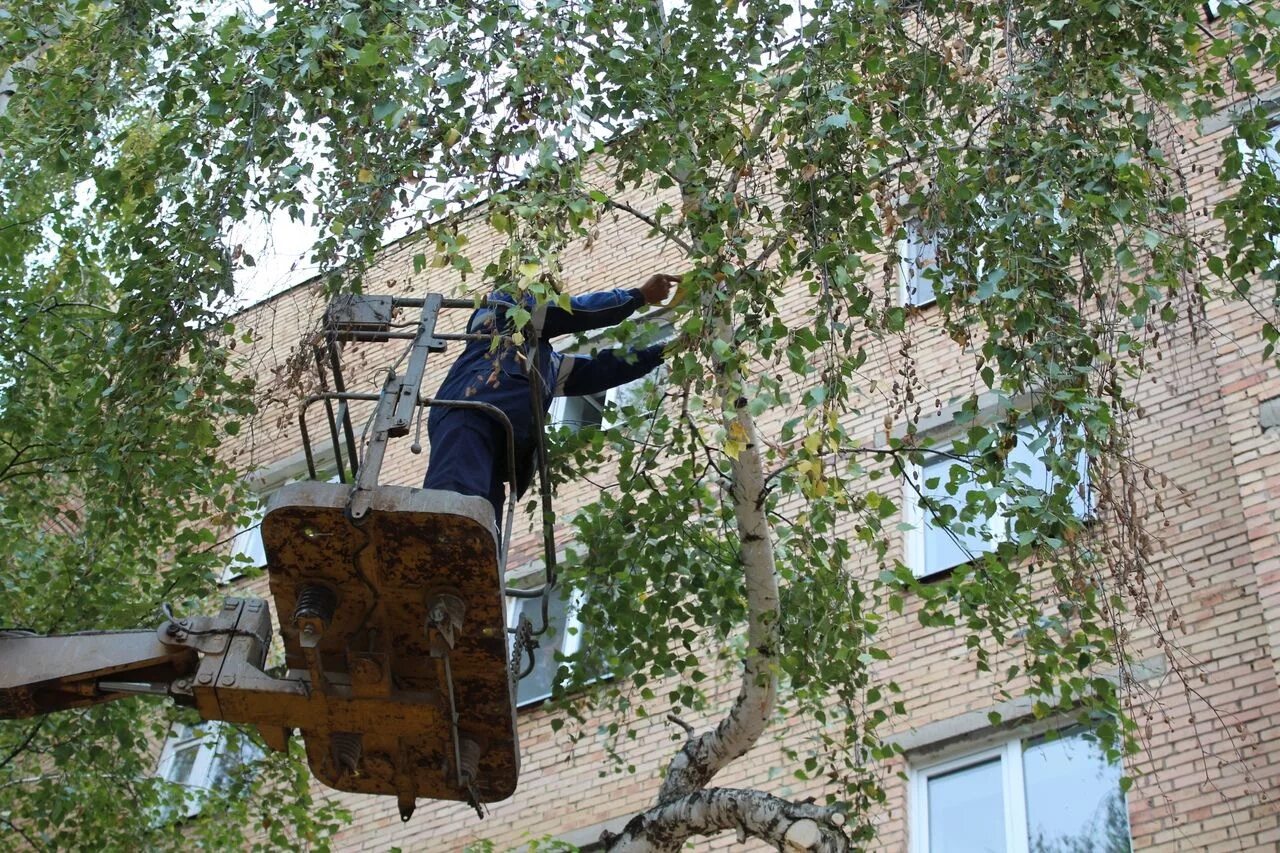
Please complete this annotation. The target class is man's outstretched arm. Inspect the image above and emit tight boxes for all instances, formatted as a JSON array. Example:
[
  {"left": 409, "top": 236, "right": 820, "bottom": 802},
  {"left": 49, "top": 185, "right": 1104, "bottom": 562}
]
[
  {"left": 555, "top": 344, "right": 665, "bottom": 397},
  {"left": 538, "top": 274, "right": 677, "bottom": 338}
]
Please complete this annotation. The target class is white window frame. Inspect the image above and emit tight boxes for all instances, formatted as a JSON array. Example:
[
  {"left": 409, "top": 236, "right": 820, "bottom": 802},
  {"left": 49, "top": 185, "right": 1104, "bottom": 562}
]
[
  {"left": 223, "top": 452, "right": 340, "bottom": 583},
  {"left": 1205, "top": 0, "right": 1252, "bottom": 21},
  {"left": 506, "top": 585, "right": 588, "bottom": 708},
  {"left": 899, "top": 219, "right": 947, "bottom": 307},
  {"left": 155, "top": 720, "right": 257, "bottom": 818},
  {"left": 902, "top": 421, "right": 1091, "bottom": 579},
  {"left": 909, "top": 740, "right": 1029, "bottom": 853},
  {"left": 909, "top": 729, "right": 1131, "bottom": 853}
]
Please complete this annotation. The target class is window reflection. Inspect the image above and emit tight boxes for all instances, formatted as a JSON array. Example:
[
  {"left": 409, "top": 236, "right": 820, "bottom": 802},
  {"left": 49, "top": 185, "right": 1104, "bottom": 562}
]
[
  {"left": 918, "top": 454, "right": 994, "bottom": 575},
  {"left": 511, "top": 587, "right": 573, "bottom": 706},
  {"left": 1024, "top": 733, "right": 1131, "bottom": 853},
  {"left": 914, "top": 728, "right": 1131, "bottom": 853}
]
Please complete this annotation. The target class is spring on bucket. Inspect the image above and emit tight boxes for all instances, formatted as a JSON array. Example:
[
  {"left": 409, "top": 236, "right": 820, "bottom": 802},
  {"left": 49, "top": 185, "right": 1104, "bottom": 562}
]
[
  {"left": 293, "top": 583, "right": 337, "bottom": 626},
  {"left": 332, "top": 732, "right": 362, "bottom": 774}
]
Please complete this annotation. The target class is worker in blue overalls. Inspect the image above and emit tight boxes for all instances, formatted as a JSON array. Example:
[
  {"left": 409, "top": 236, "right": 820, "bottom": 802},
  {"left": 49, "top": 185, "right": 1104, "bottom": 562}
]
[{"left": 423, "top": 274, "right": 678, "bottom": 531}]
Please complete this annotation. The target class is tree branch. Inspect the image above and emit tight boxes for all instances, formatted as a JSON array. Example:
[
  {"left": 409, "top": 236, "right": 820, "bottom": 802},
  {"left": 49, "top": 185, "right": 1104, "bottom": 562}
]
[
  {"left": 0, "top": 718, "right": 47, "bottom": 772},
  {"left": 656, "top": 301, "right": 780, "bottom": 803},
  {"left": 599, "top": 197, "right": 693, "bottom": 254},
  {"left": 0, "top": 813, "right": 47, "bottom": 853},
  {"left": 604, "top": 787, "right": 849, "bottom": 852}
]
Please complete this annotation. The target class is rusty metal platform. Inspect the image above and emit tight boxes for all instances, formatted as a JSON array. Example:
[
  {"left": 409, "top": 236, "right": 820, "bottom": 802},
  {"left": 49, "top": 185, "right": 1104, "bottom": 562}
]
[{"left": 259, "top": 482, "right": 517, "bottom": 806}]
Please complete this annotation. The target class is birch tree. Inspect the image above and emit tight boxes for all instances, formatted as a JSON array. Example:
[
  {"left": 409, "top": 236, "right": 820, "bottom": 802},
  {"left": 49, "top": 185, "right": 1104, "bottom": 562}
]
[{"left": 2, "top": 0, "right": 1277, "bottom": 850}]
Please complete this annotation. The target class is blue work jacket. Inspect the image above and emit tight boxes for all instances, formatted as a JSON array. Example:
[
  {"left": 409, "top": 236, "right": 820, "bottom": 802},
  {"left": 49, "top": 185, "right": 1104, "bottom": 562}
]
[{"left": 430, "top": 288, "right": 664, "bottom": 493}]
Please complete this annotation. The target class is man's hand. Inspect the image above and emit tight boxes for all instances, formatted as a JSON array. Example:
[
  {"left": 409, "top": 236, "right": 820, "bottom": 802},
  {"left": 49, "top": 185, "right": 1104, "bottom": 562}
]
[{"left": 639, "top": 273, "right": 680, "bottom": 306}]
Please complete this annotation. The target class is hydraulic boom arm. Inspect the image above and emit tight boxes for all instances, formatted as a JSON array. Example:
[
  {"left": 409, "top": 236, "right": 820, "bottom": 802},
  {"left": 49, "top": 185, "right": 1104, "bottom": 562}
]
[{"left": 0, "top": 626, "right": 198, "bottom": 718}]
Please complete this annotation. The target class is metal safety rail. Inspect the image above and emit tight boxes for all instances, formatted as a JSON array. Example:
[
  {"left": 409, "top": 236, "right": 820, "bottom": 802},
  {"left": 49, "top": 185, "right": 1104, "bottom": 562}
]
[{"left": 296, "top": 293, "right": 560, "bottom": 662}]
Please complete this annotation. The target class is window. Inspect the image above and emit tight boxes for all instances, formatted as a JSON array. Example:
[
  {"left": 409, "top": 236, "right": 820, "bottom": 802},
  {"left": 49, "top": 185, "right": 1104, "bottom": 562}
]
[
  {"left": 905, "top": 449, "right": 996, "bottom": 577},
  {"left": 1247, "top": 123, "right": 1280, "bottom": 259},
  {"left": 1240, "top": 121, "right": 1280, "bottom": 181},
  {"left": 899, "top": 220, "right": 951, "bottom": 307},
  {"left": 156, "top": 720, "right": 259, "bottom": 817},
  {"left": 507, "top": 585, "right": 587, "bottom": 707},
  {"left": 899, "top": 196, "right": 1069, "bottom": 308},
  {"left": 549, "top": 366, "right": 669, "bottom": 433},
  {"left": 224, "top": 462, "right": 340, "bottom": 582},
  {"left": 1204, "top": 0, "right": 1252, "bottom": 22},
  {"left": 549, "top": 322, "right": 673, "bottom": 433},
  {"left": 1261, "top": 123, "right": 1280, "bottom": 170},
  {"left": 549, "top": 389, "right": 609, "bottom": 432},
  {"left": 226, "top": 500, "right": 269, "bottom": 580},
  {"left": 903, "top": 421, "right": 1090, "bottom": 579},
  {"left": 910, "top": 728, "right": 1132, "bottom": 853}
]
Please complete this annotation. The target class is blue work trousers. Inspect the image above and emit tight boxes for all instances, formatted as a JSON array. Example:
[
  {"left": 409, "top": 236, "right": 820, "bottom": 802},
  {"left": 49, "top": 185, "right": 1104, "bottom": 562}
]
[{"left": 422, "top": 409, "right": 511, "bottom": 534}]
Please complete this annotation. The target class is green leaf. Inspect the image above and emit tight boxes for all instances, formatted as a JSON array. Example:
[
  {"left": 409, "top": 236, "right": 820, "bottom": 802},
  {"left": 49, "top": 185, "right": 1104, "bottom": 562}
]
[{"left": 356, "top": 41, "right": 383, "bottom": 67}]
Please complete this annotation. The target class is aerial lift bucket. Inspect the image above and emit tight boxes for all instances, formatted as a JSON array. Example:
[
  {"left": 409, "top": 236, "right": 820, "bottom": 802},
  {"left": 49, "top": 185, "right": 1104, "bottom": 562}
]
[
  {"left": 0, "top": 292, "right": 562, "bottom": 822},
  {"left": 258, "top": 482, "right": 517, "bottom": 807}
]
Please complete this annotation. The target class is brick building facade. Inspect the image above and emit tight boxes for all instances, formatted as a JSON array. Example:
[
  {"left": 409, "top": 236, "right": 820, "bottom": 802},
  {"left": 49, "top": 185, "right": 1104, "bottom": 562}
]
[{"left": 193, "top": 43, "right": 1280, "bottom": 853}]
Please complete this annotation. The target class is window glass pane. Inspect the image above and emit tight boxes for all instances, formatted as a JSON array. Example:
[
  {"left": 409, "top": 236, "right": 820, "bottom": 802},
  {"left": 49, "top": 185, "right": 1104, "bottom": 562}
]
[
  {"left": 1023, "top": 732, "right": 1131, "bottom": 853},
  {"left": 1009, "top": 429, "right": 1054, "bottom": 493},
  {"left": 920, "top": 455, "right": 992, "bottom": 575},
  {"left": 165, "top": 742, "right": 201, "bottom": 787},
  {"left": 1260, "top": 125, "right": 1279, "bottom": 170},
  {"left": 927, "top": 757, "right": 1007, "bottom": 853},
  {"left": 1009, "top": 427, "right": 1090, "bottom": 519},
  {"left": 229, "top": 501, "right": 267, "bottom": 570},
  {"left": 208, "top": 732, "right": 261, "bottom": 790},
  {"left": 553, "top": 393, "right": 606, "bottom": 432},
  {"left": 612, "top": 366, "right": 665, "bottom": 414},
  {"left": 513, "top": 588, "right": 572, "bottom": 705},
  {"left": 604, "top": 366, "right": 669, "bottom": 433}
]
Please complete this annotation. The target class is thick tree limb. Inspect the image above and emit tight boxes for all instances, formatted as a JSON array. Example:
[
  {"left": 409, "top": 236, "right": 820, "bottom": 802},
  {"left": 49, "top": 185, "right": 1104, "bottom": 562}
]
[
  {"left": 604, "top": 788, "right": 849, "bottom": 853},
  {"left": 657, "top": 306, "right": 781, "bottom": 803}
]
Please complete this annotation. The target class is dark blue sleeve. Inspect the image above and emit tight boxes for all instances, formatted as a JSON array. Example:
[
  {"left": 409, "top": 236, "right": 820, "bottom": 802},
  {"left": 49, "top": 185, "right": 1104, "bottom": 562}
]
[
  {"left": 539, "top": 288, "right": 646, "bottom": 339},
  {"left": 559, "top": 344, "right": 665, "bottom": 397}
]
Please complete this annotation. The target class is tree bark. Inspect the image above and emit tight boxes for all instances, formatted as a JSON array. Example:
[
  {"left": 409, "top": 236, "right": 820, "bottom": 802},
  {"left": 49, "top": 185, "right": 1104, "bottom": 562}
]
[
  {"left": 605, "top": 788, "right": 850, "bottom": 853},
  {"left": 656, "top": 400, "right": 781, "bottom": 802},
  {"left": 622, "top": 266, "right": 847, "bottom": 846}
]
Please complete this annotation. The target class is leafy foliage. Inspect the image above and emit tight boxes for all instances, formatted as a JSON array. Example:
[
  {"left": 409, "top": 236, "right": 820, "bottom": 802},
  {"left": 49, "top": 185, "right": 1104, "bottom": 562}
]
[{"left": 2, "top": 0, "right": 1277, "bottom": 848}]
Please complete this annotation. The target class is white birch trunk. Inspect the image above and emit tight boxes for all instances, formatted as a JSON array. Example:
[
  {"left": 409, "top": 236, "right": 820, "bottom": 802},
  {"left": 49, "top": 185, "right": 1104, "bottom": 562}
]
[
  {"left": 655, "top": 399, "right": 781, "bottom": 803},
  {"left": 602, "top": 283, "right": 853, "bottom": 850},
  {"left": 0, "top": 27, "right": 58, "bottom": 119}
]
